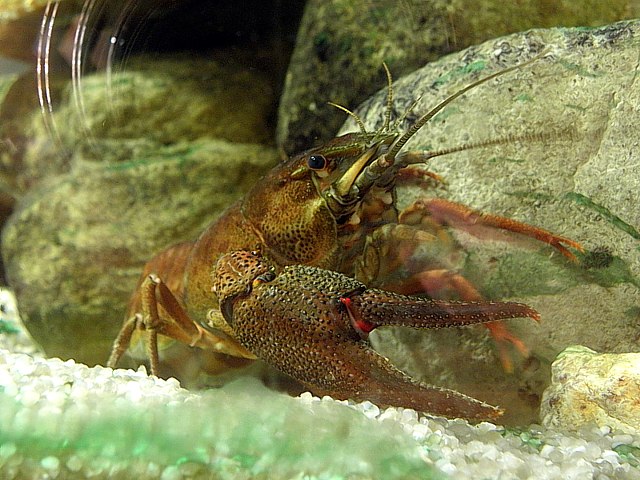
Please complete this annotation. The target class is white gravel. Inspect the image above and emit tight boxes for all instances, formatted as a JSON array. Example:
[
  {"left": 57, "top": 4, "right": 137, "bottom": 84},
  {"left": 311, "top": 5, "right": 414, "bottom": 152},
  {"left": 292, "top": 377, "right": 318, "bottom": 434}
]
[{"left": 1, "top": 288, "right": 639, "bottom": 479}]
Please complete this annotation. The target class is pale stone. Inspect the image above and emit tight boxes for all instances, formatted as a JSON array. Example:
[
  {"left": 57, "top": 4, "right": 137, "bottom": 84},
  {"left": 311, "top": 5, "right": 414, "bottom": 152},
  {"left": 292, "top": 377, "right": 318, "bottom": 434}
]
[{"left": 541, "top": 345, "right": 640, "bottom": 435}]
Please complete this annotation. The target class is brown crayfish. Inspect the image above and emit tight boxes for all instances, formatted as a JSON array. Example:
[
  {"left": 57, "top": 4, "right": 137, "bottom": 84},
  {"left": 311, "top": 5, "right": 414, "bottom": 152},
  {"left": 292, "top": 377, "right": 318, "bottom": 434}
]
[{"left": 107, "top": 52, "right": 582, "bottom": 420}]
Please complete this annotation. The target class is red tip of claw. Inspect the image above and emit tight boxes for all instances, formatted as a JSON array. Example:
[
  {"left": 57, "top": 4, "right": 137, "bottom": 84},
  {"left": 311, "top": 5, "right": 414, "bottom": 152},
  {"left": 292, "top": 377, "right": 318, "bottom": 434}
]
[{"left": 340, "top": 296, "right": 375, "bottom": 338}]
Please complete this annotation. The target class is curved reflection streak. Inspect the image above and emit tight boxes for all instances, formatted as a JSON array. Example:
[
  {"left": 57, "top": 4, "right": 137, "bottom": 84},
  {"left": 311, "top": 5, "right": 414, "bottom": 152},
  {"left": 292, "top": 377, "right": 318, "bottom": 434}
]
[
  {"left": 37, "top": 1, "right": 62, "bottom": 150},
  {"left": 105, "top": 0, "right": 145, "bottom": 118},
  {"left": 72, "top": 0, "right": 100, "bottom": 148},
  {"left": 36, "top": 0, "right": 178, "bottom": 154}
]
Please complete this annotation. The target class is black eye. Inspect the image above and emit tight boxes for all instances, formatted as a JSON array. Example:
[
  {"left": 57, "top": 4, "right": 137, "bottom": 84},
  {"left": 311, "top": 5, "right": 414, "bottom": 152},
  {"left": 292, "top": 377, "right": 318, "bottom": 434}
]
[
  {"left": 307, "top": 154, "right": 327, "bottom": 170},
  {"left": 255, "top": 271, "right": 276, "bottom": 283}
]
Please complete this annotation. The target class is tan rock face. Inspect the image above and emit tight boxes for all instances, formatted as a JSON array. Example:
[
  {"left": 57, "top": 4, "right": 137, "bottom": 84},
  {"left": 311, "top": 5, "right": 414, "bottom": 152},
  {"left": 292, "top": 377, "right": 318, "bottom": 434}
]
[
  {"left": 0, "top": 0, "right": 50, "bottom": 23},
  {"left": 541, "top": 346, "right": 640, "bottom": 434},
  {"left": 1, "top": 56, "right": 275, "bottom": 195},
  {"left": 339, "top": 20, "right": 640, "bottom": 425}
]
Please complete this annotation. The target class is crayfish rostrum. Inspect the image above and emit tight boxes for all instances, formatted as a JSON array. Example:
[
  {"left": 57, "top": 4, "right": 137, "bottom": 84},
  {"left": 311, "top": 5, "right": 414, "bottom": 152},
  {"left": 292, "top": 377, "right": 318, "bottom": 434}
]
[{"left": 108, "top": 52, "right": 582, "bottom": 420}]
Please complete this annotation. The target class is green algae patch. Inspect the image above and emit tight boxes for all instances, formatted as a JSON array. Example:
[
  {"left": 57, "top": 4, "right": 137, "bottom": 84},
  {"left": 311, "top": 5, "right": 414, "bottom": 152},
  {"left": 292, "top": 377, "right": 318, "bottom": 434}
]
[
  {"left": 564, "top": 192, "right": 640, "bottom": 241},
  {"left": 0, "top": 319, "right": 19, "bottom": 335}
]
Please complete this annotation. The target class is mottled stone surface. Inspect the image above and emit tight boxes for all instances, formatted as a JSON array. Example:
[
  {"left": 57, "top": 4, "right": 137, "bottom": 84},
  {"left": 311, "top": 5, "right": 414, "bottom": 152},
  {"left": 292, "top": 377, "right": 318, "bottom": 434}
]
[
  {"left": 0, "top": 0, "right": 50, "bottom": 22},
  {"left": 2, "top": 56, "right": 275, "bottom": 194},
  {"left": 278, "top": 0, "right": 639, "bottom": 154},
  {"left": 541, "top": 346, "right": 640, "bottom": 435},
  {"left": 339, "top": 21, "right": 640, "bottom": 424}
]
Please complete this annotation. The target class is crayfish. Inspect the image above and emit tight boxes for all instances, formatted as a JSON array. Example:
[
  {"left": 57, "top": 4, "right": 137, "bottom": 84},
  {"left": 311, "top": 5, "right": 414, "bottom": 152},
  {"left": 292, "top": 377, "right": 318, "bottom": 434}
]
[{"left": 107, "top": 51, "right": 582, "bottom": 420}]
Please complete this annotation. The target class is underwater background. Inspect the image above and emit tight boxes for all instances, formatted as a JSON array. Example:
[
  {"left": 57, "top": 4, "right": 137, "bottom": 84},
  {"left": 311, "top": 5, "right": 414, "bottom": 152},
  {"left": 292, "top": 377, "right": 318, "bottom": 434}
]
[{"left": 0, "top": 0, "right": 639, "bottom": 478}]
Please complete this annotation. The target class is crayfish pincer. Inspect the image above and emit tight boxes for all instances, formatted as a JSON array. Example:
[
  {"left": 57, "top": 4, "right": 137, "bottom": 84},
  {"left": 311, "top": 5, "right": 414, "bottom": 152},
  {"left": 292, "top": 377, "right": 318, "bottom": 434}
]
[{"left": 212, "top": 250, "right": 540, "bottom": 421}]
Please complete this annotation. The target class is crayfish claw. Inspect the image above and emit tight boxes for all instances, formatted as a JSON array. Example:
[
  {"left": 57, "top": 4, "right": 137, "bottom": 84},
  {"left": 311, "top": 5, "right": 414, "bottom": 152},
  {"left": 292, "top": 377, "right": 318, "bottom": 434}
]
[{"left": 213, "top": 250, "right": 538, "bottom": 420}]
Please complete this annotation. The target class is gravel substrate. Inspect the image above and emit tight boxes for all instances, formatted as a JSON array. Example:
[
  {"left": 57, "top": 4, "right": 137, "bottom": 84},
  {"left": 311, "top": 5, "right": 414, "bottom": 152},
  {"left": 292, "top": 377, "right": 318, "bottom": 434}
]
[{"left": 1, "top": 289, "right": 639, "bottom": 479}]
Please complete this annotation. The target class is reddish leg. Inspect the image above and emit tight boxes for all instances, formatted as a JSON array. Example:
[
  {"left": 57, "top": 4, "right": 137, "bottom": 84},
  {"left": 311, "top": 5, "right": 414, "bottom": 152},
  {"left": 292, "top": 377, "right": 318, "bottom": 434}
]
[
  {"left": 396, "top": 197, "right": 583, "bottom": 369},
  {"left": 401, "top": 198, "right": 584, "bottom": 261},
  {"left": 384, "top": 268, "right": 535, "bottom": 372},
  {"left": 107, "top": 274, "right": 255, "bottom": 375},
  {"left": 396, "top": 165, "right": 446, "bottom": 187},
  {"left": 357, "top": 220, "right": 549, "bottom": 372}
]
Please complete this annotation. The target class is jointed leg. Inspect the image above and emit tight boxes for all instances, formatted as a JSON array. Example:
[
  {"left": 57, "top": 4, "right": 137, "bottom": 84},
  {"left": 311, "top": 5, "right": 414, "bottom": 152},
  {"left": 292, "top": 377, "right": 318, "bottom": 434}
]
[
  {"left": 107, "top": 314, "right": 139, "bottom": 370},
  {"left": 357, "top": 222, "right": 539, "bottom": 372},
  {"left": 397, "top": 268, "right": 535, "bottom": 372},
  {"left": 400, "top": 198, "right": 584, "bottom": 261},
  {"left": 107, "top": 274, "right": 221, "bottom": 375}
]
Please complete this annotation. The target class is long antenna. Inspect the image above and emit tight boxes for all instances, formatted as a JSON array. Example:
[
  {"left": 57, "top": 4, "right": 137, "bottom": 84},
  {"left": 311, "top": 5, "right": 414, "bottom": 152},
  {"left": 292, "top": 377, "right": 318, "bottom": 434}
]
[{"left": 386, "top": 51, "right": 549, "bottom": 160}]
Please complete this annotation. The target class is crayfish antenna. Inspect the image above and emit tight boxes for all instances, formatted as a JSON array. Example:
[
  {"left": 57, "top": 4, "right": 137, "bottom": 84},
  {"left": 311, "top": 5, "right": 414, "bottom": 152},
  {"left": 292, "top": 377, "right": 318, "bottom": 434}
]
[
  {"left": 327, "top": 102, "right": 368, "bottom": 134},
  {"left": 395, "top": 127, "right": 579, "bottom": 168},
  {"left": 386, "top": 50, "right": 551, "bottom": 161},
  {"left": 327, "top": 61, "right": 396, "bottom": 140},
  {"left": 381, "top": 61, "right": 394, "bottom": 132}
]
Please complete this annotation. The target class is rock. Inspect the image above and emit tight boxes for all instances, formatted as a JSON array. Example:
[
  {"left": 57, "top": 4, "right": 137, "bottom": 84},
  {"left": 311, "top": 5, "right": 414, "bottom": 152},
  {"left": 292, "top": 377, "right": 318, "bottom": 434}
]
[
  {"left": 541, "top": 345, "right": 640, "bottom": 435},
  {"left": 277, "top": 0, "right": 638, "bottom": 154},
  {"left": 0, "top": 0, "right": 50, "bottom": 23},
  {"left": 2, "top": 139, "right": 279, "bottom": 365},
  {"left": 339, "top": 20, "right": 640, "bottom": 425},
  {"left": 52, "top": 56, "right": 275, "bottom": 146},
  {"left": 1, "top": 56, "right": 275, "bottom": 194}
]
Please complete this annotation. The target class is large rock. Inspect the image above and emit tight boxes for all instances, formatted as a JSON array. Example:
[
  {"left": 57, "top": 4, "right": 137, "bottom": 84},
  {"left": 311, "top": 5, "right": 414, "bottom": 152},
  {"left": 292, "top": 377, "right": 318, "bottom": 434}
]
[
  {"left": 1, "top": 56, "right": 275, "bottom": 194},
  {"left": 541, "top": 346, "right": 640, "bottom": 435},
  {"left": 339, "top": 20, "right": 640, "bottom": 425},
  {"left": 277, "top": 0, "right": 638, "bottom": 154}
]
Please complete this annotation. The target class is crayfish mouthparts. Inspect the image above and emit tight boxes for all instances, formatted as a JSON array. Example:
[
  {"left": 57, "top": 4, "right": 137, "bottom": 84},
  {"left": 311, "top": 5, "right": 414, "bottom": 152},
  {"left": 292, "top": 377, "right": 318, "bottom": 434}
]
[{"left": 212, "top": 250, "right": 541, "bottom": 421}]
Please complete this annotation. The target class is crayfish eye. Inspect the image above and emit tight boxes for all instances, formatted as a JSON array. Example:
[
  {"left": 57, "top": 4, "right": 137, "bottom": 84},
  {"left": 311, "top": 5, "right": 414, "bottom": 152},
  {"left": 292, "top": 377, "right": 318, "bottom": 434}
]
[
  {"left": 307, "top": 154, "right": 327, "bottom": 170},
  {"left": 256, "top": 271, "right": 276, "bottom": 283}
]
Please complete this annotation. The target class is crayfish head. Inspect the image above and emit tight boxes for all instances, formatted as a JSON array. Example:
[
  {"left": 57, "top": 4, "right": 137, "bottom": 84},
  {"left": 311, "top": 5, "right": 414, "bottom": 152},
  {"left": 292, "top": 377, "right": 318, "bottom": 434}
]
[
  {"left": 292, "top": 132, "right": 397, "bottom": 223},
  {"left": 241, "top": 132, "right": 394, "bottom": 267}
]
